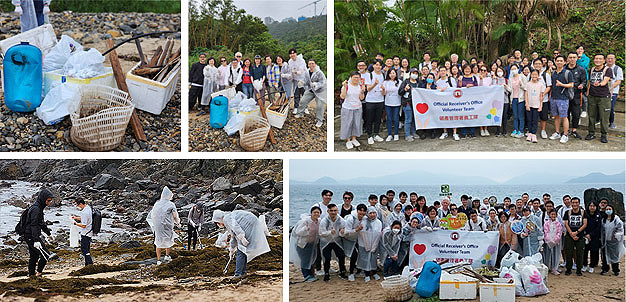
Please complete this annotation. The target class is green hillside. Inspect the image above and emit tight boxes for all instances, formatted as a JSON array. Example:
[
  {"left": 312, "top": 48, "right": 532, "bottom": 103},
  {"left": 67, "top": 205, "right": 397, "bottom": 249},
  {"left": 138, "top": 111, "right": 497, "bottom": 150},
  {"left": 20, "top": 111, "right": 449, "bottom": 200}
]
[{"left": 267, "top": 15, "right": 327, "bottom": 44}]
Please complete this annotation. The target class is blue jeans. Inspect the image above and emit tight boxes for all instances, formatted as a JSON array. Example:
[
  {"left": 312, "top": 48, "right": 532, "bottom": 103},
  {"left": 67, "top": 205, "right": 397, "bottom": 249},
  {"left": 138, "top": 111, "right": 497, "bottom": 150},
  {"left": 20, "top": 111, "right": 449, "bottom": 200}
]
[
  {"left": 610, "top": 93, "right": 618, "bottom": 124},
  {"left": 512, "top": 98, "right": 525, "bottom": 132},
  {"left": 235, "top": 249, "right": 247, "bottom": 276},
  {"left": 461, "top": 127, "right": 475, "bottom": 136},
  {"left": 80, "top": 235, "right": 93, "bottom": 266},
  {"left": 383, "top": 257, "right": 399, "bottom": 277},
  {"left": 385, "top": 105, "right": 400, "bottom": 136},
  {"left": 402, "top": 105, "right": 415, "bottom": 137},
  {"left": 242, "top": 83, "right": 254, "bottom": 99}
]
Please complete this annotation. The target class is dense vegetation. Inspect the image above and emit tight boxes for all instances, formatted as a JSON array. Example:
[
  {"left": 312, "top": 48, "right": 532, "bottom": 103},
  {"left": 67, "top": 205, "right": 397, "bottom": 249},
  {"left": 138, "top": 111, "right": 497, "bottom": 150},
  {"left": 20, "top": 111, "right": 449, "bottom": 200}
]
[
  {"left": 0, "top": 0, "right": 180, "bottom": 13},
  {"left": 189, "top": 0, "right": 326, "bottom": 73},
  {"left": 334, "top": 0, "right": 625, "bottom": 89}
]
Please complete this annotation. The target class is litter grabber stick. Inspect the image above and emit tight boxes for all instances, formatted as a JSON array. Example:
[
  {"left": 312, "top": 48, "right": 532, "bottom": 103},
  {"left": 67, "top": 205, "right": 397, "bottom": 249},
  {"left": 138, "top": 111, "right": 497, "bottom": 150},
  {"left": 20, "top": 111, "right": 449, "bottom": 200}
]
[
  {"left": 195, "top": 228, "right": 203, "bottom": 250},
  {"left": 35, "top": 242, "right": 58, "bottom": 262},
  {"left": 223, "top": 253, "right": 234, "bottom": 274},
  {"left": 254, "top": 91, "right": 277, "bottom": 144}
]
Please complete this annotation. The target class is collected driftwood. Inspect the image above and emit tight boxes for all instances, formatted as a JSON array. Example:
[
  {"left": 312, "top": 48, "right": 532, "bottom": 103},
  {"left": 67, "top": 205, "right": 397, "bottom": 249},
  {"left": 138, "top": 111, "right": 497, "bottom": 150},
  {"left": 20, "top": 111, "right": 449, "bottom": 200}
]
[{"left": 131, "top": 37, "right": 180, "bottom": 83}]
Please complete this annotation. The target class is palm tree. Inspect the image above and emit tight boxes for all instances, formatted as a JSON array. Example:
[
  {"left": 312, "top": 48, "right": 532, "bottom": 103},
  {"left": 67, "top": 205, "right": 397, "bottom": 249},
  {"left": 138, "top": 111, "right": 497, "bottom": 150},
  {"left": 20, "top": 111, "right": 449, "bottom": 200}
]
[{"left": 541, "top": 0, "right": 571, "bottom": 52}]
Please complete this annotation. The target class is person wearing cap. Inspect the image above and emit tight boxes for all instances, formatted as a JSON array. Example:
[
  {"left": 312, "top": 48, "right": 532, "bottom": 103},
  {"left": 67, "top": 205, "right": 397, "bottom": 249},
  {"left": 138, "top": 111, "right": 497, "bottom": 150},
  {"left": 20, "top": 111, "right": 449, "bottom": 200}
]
[
  {"left": 187, "top": 202, "right": 205, "bottom": 250},
  {"left": 288, "top": 48, "right": 307, "bottom": 114},
  {"left": 295, "top": 59, "right": 327, "bottom": 128},
  {"left": 251, "top": 55, "right": 267, "bottom": 98},
  {"left": 212, "top": 209, "right": 271, "bottom": 277},
  {"left": 189, "top": 53, "right": 207, "bottom": 111},
  {"left": 519, "top": 206, "right": 544, "bottom": 257},
  {"left": 398, "top": 67, "right": 419, "bottom": 141}
]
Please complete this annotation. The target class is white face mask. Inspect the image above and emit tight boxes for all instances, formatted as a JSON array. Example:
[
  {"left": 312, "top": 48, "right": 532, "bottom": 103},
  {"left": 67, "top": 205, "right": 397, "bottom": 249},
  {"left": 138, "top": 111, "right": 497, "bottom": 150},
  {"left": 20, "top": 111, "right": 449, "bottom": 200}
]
[
  {"left": 497, "top": 71, "right": 504, "bottom": 77},
  {"left": 511, "top": 69, "right": 518, "bottom": 74},
  {"left": 410, "top": 74, "right": 418, "bottom": 80},
  {"left": 392, "top": 228, "right": 400, "bottom": 234}
]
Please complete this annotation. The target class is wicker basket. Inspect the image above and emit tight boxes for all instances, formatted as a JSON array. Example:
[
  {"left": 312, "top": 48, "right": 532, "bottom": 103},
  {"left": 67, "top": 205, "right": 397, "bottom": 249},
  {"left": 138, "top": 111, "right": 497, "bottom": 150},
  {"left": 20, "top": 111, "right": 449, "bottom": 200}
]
[
  {"left": 69, "top": 84, "right": 135, "bottom": 151},
  {"left": 381, "top": 275, "right": 413, "bottom": 302},
  {"left": 239, "top": 115, "right": 270, "bottom": 151}
]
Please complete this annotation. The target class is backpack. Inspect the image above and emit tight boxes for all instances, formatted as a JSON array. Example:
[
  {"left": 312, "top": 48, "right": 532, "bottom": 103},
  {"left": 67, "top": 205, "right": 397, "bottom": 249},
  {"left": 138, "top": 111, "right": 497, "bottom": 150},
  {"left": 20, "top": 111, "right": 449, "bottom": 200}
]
[
  {"left": 563, "top": 69, "right": 575, "bottom": 100},
  {"left": 15, "top": 206, "right": 31, "bottom": 237},
  {"left": 90, "top": 208, "right": 102, "bottom": 235}
]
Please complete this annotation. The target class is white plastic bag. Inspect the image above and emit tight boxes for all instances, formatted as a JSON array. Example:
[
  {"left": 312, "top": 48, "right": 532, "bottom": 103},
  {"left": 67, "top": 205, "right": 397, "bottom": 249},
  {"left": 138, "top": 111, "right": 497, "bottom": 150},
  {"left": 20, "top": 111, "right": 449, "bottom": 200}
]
[
  {"left": 69, "top": 218, "right": 80, "bottom": 248},
  {"left": 239, "top": 98, "right": 258, "bottom": 112},
  {"left": 253, "top": 79, "right": 263, "bottom": 92},
  {"left": 43, "top": 35, "right": 83, "bottom": 72},
  {"left": 229, "top": 92, "right": 246, "bottom": 108},
  {"left": 516, "top": 253, "right": 548, "bottom": 284},
  {"left": 36, "top": 83, "right": 78, "bottom": 125},
  {"left": 499, "top": 266, "right": 525, "bottom": 296},
  {"left": 224, "top": 113, "right": 244, "bottom": 135},
  {"left": 258, "top": 214, "right": 270, "bottom": 236},
  {"left": 62, "top": 48, "right": 105, "bottom": 79},
  {"left": 500, "top": 249, "right": 521, "bottom": 268},
  {"left": 519, "top": 264, "right": 549, "bottom": 296},
  {"left": 214, "top": 232, "right": 229, "bottom": 248}
]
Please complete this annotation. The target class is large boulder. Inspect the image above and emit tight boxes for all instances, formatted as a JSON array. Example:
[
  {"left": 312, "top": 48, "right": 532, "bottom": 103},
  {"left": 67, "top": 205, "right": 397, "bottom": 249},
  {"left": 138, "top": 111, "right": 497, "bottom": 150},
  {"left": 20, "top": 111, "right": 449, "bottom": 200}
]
[
  {"left": 0, "top": 162, "right": 23, "bottom": 180},
  {"left": 584, "top": 188, "right": 624, "bottom": 220},
  {"left": 274, "top": 181, "right": 283, "bottom": 195},
  {"left": 266, "top": 194, "right": 282, "bottom": 210},
  {"left": 94, "top": 174, "right": 126, "bottom": 190},
  {"left": 235, "top": 180, "right": 263, "bottom": 195},
  {"left": 264, "top": 210, "right": 283, "bottom": 232},
  {"left": 211, "top": 177, "right": 232, "bottom": 191}
]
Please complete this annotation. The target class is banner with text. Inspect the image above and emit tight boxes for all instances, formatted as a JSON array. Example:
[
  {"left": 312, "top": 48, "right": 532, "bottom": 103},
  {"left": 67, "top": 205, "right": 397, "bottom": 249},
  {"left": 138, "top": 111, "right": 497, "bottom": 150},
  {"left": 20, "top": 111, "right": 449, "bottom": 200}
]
[
  {"left": 409, "top": 230, "right": 499, "bottom": 269},
  {"left": 411, "top": 85, "right": 505, "bottom": 129}
]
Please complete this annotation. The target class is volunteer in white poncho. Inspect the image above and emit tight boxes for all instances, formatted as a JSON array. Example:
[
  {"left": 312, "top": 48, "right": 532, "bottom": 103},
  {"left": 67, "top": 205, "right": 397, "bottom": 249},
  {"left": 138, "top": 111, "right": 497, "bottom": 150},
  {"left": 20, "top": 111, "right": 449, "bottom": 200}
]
[
  {"left": 13, "top": 0, "right": 50, "bottom": 33},
  {"left": 198, "top": 57, "right": 219, "bottom": 115},
  {"left": 288, "top": 48, "right": 306, "bottom": 113},
  {"left": 147, "top": 186, "right": 180, "bottom": 265},
  {"left": 601, "top": 205, "right": 623, "bottom": 276},
  {"left": 340, "top": 204, "right": 367, "bottom": 281},
  {"left": 318, "top": 204, "right": 348, "bottom": 281},
  {"left": 295, "top": 59, "right": 327, "bottom": 128},
  {"left": 381, "top": 221, "right": 403, "bottom": 277},
  {"left": 276, "top": 55, "right": 292, "bottom": 99},
  {"left": 212, "top": 209, "right": 270, "bottom": 277},
  {"left": 290, "top": 206, "right": 322, "bottom": 282},
  {"left": 399, "top": 216, "right": 420, "bottom": 267},
  {"left": 357, "top": 206, "right": 382, "bottom": 282}
]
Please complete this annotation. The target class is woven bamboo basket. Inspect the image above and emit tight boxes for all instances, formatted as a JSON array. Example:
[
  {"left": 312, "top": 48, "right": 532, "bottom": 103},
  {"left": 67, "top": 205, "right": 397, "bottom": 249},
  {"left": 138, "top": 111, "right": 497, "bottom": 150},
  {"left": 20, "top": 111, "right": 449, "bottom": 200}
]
[
  {"left": 239, "top": 115, "right": 270, "bottom": 151},
  {"left": 69, "top": 84, "right": 134, "bottom": 151},
  {"left": 381, "top": 275, "right": 413, "bottom": 302}
]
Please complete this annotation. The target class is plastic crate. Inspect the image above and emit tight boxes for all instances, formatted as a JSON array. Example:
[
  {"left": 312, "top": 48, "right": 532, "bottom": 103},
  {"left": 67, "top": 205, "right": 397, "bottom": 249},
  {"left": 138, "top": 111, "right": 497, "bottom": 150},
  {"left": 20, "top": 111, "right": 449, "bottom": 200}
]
[
  {"left": 43, "top": 67, "right": 116, "bottom": 97},
  {"left": 0, "top": 24, "right": 57, "bottom": 57},
  {"left": 125, "top": 62, "right": 180, "bottom": 115}
]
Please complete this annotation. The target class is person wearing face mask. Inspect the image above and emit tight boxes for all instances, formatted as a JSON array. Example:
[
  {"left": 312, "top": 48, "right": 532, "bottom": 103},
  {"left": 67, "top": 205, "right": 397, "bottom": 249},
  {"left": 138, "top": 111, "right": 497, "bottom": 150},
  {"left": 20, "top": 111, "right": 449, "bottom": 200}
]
[
  {"left": 357, "top": 206, "right": 383, "bottom": 282},
  {"left": 600, "top": 205, "right": 623, "bottom": 276},
  {"left": 416, "top": 73, "right": 438, "bottom": 139},
  {"left": 398, "top": 68, "right": 419, "bottom": 141},
  {"left": 493, "top": 66, "right": 512, "bottom": 136},
  {"left": 519, "top": 207, "right": 544, "bottom": 257},
  {"left": 381, "top": 221, "right": 403, "bottom": 277},
  {"left": 290, "top": 206, "right": 322, "bottom": 282}
]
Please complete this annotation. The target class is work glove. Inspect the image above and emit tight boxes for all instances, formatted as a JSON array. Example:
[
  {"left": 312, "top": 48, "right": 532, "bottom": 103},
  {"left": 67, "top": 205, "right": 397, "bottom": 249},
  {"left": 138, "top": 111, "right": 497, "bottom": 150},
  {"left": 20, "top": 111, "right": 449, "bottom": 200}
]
[
  {"left": 14, "top": 6, "right": 22, "bottom": 16},
  {"left": 197, "top": 225, "right": 202, "bottom": 232},
  {"left": 229, "top": 246, "right": 236, "bottom": 257},
  {"left": 43, "top": 5, "right": 50, "bottom": 14},
  {"left": 538, "top": 239, "right": 544, "bottom": 247},
  {"left": 190, "top": 221, "right": 196, "bottom": 228},
  {"left": 297, "top": 80, "right": 304, "bottom": 88},
  {"left": 33, "top": 242, "right": 42, "bottom": 249},
  {"left": 237, "top": 234, "right": 249, "bottom": 246},
  {"left": 424, "top": 227, "right": 433, "bottom": 232}
]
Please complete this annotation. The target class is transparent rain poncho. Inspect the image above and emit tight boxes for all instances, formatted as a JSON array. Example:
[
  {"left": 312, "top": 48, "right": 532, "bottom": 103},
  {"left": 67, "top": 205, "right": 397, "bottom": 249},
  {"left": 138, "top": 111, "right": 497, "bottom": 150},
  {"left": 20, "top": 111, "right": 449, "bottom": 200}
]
[
  {"left": 289, "top": 214, "right": 319, "bottom": 269},
  {"left": 318, "top": 215, "right": 345, "bottom": 250},
  {"left": 223, "top": 210, "right": 270, "bottom": 262},
  {"left": 200, "top": 65, "right": 219, "bottom": 106},
  {"left": 357, "top": 206, "right": 382, "bottom": 271},
  {"left": 380, "top": 226, "right": 402, "bottom": 261},
  {"left": 602, "top": 216, "right": 625, "bottom": 265},
  {"left": 13, "top": 0, "right": 48, "bottom": 33},
  {"left": 340, "top": 213, "right": 363, "bottom": 257},
  {"left": 147, "top": 187, "right": 180, "bottom": 248}
]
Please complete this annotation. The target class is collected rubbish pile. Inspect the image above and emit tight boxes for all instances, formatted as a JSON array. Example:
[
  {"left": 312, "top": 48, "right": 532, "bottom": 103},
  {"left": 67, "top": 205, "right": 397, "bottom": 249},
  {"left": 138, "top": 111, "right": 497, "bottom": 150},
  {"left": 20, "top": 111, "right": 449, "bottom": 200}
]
[
  {"left": 209, "top": 77, "right": 294, "bottom": 151},
  {"left": 0, "top": 24, "right": 180, "bottom": 151},
  {"left": 388, "top": 252, "right": 549, "bottom": 301}
]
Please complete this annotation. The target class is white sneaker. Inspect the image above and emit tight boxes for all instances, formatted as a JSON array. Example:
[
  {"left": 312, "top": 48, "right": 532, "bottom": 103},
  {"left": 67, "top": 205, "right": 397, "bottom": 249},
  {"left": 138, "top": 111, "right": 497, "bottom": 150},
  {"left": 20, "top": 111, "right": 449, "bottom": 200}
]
[
  {"left": 292, "top": 108, "right": 298, "bottom": 114},
  {"left": 541, "top": 130, "right": 548, "bottom": 139},
  {"left": 549, "top": 132, "right": 561, "bottom": 140},
  {"left": 348, "top": 274, "right": 355, "bottom": 281},
  {"left": 351, "top": 139, "right": 361, "bottom": 147},
  {"left": 315, "top": 270, "right": 325, "bottom": 276},
  {"left": 364, "top": 276, "right": 371, "bottom": 282},
  {"left": 346, "top": 141, "right": 354, "bottom": 149},
  {"left": 315, "top": 121, "right": 323, "bottom": 128},
  {"left": 582, "top": 266, "right": 588, "bottom": 272},
  {"left": 406, "top": 136, "right": 414, "bottom": 142},
  {"left": 589, "top": 267, "right": 594, "bottom": 273},
  {"left": 580, "top": 111, "right": 587, "bottom": 118},
  {"left": 480, "top": 129, "right": 486, "bottom": 136},
  {"left": 386, "top": 135, "right": 392, "bottom": 142},
  {"left": 572, "top": 263, "right": 577, "bottom": 270},
  {"left": 439, "top": 133, "right": 448, "bottom": 139},
  {"left": 163, "top": 255, "right": 172, "bottom": 262},
  {"left": 560, "top": 134, "right": 568, "bottom": 143},
  {"left": 304, "top": 108, "right": 310, "bottom": 115},
  {"left": 374, "top": 135, "right": 384, "bottom": 142},
  {"left": 453, "top": 134, "right": 460, "bottom": 141},
  {"left": 393, "top": 134, "right": 399, "bottom": 141},
  {"left": 329, "top": 268, "right": 338, "bottom": 274},
  {"left": 156, "top": 260, "right": 162, "bottom": 265},
  {"left": 294, "top": 114, "right": 303, "bottom": 119},
  {"left": 368, "top": 137, "right": 374, "bottom": 144},
  {"left": 484, "top": 129, "right": 490, "bottom": 136},
  {"left": 373, "top": 274, "right": 381, "bottom": 281}
]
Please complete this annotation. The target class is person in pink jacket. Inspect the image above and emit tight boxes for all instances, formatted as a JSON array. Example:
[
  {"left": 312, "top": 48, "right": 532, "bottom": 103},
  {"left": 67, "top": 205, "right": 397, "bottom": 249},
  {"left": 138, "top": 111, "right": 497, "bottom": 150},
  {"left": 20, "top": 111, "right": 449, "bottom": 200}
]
[{"left": 543, "top": 209, "right": 563, "bottom": 275}]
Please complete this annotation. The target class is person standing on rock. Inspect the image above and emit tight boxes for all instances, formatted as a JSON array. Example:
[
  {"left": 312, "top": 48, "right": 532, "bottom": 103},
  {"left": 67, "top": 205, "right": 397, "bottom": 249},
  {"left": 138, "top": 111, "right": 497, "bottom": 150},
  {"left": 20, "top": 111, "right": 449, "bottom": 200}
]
[
  {"left": 217, "top": 56, "right": 229, "bottom": 91},
  {"left": 211, "top": 209, "right": 270, "bottom": 278},
  {"left": 189, "top": 53, "right": 207, "bottom": 112},
  {"left": 13, "top": 0, "right": 50, "bottom": 33},
  {"left": 294, "top": 59, "right": 326, "bottom": 128},
  {"left": 198, "top": 57, "right": 219, "bottom": 116},
  {"left": 148, "top": 186, "right": 181, "bottom": 266},
  {"left": 187, "top": 202, "right": 205, "bottom": 250},
  {"left": 71, "top": 198, "right": 93, "bottom": 267},
  {"left": 23, "top": 188, "right": 54, "bottom": 277}
]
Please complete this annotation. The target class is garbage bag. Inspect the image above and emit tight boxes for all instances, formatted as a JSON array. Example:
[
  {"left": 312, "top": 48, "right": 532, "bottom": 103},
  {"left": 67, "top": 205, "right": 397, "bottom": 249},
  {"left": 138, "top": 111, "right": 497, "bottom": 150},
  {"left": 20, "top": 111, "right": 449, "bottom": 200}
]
[
  {"left": 214, "top": 231, "right": 229, "bottom": 248},
  {"left": 69, "top": 218, "right": 80, "bottom": 248},
  {"left": 43, "top": 35, "right": 82, "bottom": 71},
  {"left": 224, "top": 112, "right": 244, "bottom": 135},
  {"left": 499, "top": 266, "right": 525, "bottom": 296},
  {"left": 239, "top": 98, "right": 258, "bottom": 112},
  {"left": 500, "top": 249, "right": 521, "bottom": 268},
  {"left": 519, "top": 264, "right": 549, "bottom": 296},
  {"left": 253, "top": 79, "right": 263, "bottom": 93},
  {"left": 258, "top": 214, "right": 270, "bottom": 236},
  {"left": 36, "top": 83, "right": 77, "bottom": 125},
  {"left": 61, "top": 48, "right": 105, "bottom": 79},
  {"left": 230, "top": 91, "right": 246, "bottom": 108}
]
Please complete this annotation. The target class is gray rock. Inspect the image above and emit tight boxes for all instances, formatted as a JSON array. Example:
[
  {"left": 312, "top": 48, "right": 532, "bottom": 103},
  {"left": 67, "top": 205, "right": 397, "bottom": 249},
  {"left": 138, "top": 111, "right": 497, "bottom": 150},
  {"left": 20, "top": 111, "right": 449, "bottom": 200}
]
[
  {"left": 274, "top": 181, "right": 283, "bottom": 195},
  {"left": 584, "top": 188, "right": 625, "bottom": 221},
  {"left": 236, "top": 180, "right": 263, "bottom": 195},
  {"left": 119, "top": 240, "right": 142, "bottom": 249},
  {"left": 211, "top": 176, "right": 232, "bottom": 191},
  {"left": 264, "top": 210, "right": 283, "bottom": 231},
  {"left": 94, "top": 174, "right": 126, "bottom": 190},
  {"left": 109, "top": 232, "right": 131, "bottom": 244},
  {"left": 266, "top": 194, "right": 282, "bottom": 210}
]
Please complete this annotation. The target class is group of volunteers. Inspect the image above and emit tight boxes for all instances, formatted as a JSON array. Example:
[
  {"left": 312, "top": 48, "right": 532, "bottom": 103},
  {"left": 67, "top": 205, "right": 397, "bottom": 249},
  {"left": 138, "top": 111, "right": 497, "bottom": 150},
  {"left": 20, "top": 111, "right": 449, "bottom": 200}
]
[
  {"left": 290, "top": 189, "right": 624, "bottom": 283},
  {"left": 339, "top": 47, "right": 623, "bottom": 149},
  {"left": 189, "top": 48, "right": 327, "bottom": 128},
  {"left": 18, "top": 187, "right": 270, "bottom": 279}
]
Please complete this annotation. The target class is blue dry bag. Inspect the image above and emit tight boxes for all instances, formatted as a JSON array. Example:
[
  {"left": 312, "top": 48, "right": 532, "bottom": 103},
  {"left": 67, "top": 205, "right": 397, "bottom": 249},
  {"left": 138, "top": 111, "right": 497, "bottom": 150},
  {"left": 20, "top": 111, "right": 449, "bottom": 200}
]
[
  {"left": 209, "top": 95, "right": 229, "bottom": 129},
  {"left": 415, "top": 261, "right": 441, "bottom": 298},
  {"left": 4, "top": 42, "right": 42, "bottom": 112}
]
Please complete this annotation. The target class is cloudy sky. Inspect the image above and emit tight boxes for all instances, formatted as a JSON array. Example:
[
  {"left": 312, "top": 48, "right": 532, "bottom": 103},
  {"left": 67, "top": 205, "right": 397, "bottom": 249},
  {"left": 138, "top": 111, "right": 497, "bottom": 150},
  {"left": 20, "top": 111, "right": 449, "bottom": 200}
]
[
  {"left": 232, "top": 0, "right": 325, "bottom": 21},
  {"left": 290, "top": 159, "right": 625, "bottom": 183}
]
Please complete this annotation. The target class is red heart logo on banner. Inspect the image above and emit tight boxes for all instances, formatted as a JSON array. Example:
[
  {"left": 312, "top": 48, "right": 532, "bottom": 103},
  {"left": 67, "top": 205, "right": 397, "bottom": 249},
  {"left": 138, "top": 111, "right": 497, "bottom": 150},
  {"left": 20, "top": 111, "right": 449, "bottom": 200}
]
[
  {"left": 414, "top": 244, "right": 426, "bottom": 255},
  {"left": 415, "top": 103, "right": 429, "bottom": 114}
]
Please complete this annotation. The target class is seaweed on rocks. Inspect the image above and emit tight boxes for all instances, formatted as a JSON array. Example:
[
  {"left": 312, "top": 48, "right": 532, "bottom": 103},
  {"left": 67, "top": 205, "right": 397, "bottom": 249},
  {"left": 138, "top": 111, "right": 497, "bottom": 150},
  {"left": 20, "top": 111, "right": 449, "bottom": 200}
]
[
  {"left": 69, "top": 263, "right": 140, "bottom": 276},
  {"left": 0, "top": 277, "right": 139, "bottom": 301}
]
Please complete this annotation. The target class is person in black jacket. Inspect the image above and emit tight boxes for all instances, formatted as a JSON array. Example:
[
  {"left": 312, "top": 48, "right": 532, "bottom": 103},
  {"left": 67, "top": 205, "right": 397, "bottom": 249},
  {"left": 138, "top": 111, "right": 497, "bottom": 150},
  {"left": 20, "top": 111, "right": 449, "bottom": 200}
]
[
  {"left": 251, "top": 55, "right": 267, "bottom": 98},
  {"left": 24, "top": 188, "right": 54, "bottom": 277},
  {"left": 189, "top": 53, "right": 207, "bottom": 111},
  {"left": 565, "top": 52, "right": 587, "bottom": 139},
  {"left": 582, "top": 201, "right": 602, "bottom": 273}
]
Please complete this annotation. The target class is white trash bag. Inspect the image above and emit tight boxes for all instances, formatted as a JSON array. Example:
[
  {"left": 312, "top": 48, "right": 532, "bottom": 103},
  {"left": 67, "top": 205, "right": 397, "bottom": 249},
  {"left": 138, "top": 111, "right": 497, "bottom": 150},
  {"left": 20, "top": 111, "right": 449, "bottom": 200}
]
[
  {"left": 499, "top": 266, "right": 525, "bottom": 296},
  {"left": 36, "top": 83, "right": 78, "bottom": 125},
  {"left": 62, "top": 48, "right": 105, "bottom": 79},
  {"left": 43, "top": 35, "right": 83, "bottom": 71},
  {"left": 229, "top": 92, "right": 246, "bottom": 108},
  {"left": 519, "top": 264, "right": 549, "bottom": 296},
  {"left": 69, "top": 218, "right": 80, "bottom": 248},
  {"left": 214, "top": 231, "right": 229, "bottom": 248},
  {"left": 500, "top": 249, "right": 521, "bottom": 268},
  {"left": 258, "top": 214, "right": 270, "bottom": 236},
  {"left": 252, "top": 79, "right": 263, "bottom": 93},
  {"left": 239, "top": 98, "right": 258, "bottom": 112},
  {"left": 224, "top": 112, "right": 244, "bottom": 135}
]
